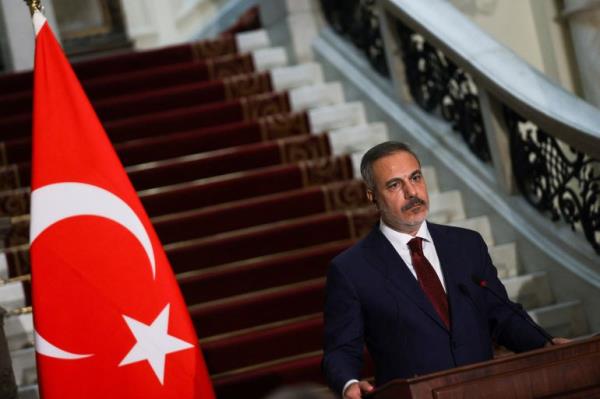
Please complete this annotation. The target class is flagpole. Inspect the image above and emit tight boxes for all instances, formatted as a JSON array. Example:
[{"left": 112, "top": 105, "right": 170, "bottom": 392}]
[{"left": 23, "top": 0, "right": 42, "bottom": 16}]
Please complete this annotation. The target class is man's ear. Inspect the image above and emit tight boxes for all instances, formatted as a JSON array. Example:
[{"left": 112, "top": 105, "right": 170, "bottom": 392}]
[{"left": 366, "top": 190, "right": 376, "bottom": 205}]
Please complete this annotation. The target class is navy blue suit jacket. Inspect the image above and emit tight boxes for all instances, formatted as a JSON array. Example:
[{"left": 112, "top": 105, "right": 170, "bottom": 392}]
[{"left": 322, "top": 222, "right": 547, "bottom": 394}]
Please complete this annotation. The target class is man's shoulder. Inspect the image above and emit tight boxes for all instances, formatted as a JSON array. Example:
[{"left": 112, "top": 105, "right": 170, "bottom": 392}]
[
  {"left": 427, "top": 221, "right": 485, "bottom": 243},
  {"left": 331, "top": 227, "right": 378, "bottom": 268}
]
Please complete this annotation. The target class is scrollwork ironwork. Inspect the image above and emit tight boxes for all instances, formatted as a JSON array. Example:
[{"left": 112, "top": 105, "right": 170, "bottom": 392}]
[
  {"left": 505, "top": 107, "right": 600, "bottom": 254},
  {"left": 395, "top": 21, "right": 490, "bottom": 162},
  {"left": 320, "top": 0, "right": 389, "bottom": 77}
]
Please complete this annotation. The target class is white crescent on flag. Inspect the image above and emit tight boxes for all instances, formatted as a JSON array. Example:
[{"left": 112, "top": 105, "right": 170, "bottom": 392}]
[{"left": 30, "top": 182, "right": 157, "bottom": 359}]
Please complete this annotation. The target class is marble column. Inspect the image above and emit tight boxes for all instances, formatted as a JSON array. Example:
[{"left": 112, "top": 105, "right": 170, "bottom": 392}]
[{"left": 563, "top": 0, "right": 600, "bottom": 109}]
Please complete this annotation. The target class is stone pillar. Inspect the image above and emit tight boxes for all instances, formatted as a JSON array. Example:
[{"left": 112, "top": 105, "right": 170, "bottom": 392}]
[
  {"left": 563, "top": 0, "right": 600, "bottom": 108},
  {"left": 258, "top": 0, "right": 324, "bottom": 63}
]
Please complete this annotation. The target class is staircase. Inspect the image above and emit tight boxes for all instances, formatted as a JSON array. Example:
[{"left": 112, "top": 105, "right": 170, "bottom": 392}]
[{"left": 0, "top": 5, "right": 592, "bottom": 399}]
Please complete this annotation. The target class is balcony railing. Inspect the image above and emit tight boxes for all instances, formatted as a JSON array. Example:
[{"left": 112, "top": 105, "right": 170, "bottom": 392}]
[{"left": 320, "top": 0, "right": 600, "bottom": 255}]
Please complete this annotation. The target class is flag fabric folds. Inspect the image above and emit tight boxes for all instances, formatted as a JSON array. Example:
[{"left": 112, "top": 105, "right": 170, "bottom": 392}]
[{"left": 29, "top": 11, "right": 215, "bottom": 398}]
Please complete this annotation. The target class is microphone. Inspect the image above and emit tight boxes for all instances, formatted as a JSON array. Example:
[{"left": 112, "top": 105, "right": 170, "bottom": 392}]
[{"left": 470, "top": 274, "right": 555, "bottom": 345}]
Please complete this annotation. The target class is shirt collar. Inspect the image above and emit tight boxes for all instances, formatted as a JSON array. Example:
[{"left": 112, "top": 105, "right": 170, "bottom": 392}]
[{"left": 379, "top": 219, "right": 432, "bottom": 248}]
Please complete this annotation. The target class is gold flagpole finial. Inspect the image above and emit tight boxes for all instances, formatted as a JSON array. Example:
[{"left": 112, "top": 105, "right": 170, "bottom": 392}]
[{"left": 24, "top": 0, "right": 42, "bottom": 16}]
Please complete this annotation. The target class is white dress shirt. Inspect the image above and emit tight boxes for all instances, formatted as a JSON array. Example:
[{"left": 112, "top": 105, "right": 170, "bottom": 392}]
[
  {"left": 342, "top": 220, "right": 446, "bottom": 396},
  {"left": 379, "top": 220, "right": 446, "bottom": 292}
]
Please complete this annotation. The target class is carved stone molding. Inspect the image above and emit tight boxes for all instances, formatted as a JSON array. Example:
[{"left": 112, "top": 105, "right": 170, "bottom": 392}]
[
  {"left": 259, "top": 112, "right": 311, "bottom": 141},
  {"left": 241, "top": 93, "right": 290, "bottom": 121},
  {"left": 223, "top": 72, "right": 272, "bottom": 100}
]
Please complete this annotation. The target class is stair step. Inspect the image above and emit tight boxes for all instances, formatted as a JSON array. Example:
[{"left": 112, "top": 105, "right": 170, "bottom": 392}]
[
  {"left": 10, "top": 346, "right": 37, "bottom": 387},
  {"left": 165, "top": 208, "right": 368, "bottom": 274},
  {"left": 502, "top": 271, "right": 554, "bottom": 310},
  {"left": 0, "top": 281, "right": 26, "bottom": 309},
  {"left": 448, "top": 216, "right": 494, "bottom": 246},
  {"left": 529, "top": 300, "right": 588, "bottom": 338},
  {"left": 203, "top": 314, "right": 322, "bottom": 375},
  {"left": 4, "top": 313, "right": 33, "bottom": 351},
  {"left": 212, "top": 351, "right": 324, "bottom": 399},
  {"left": 427, "top": 190, "right": 465, "bottom": 224},
  {"left": 125, "top": 133, "right": 333, "bottom": 191},
  {"left": 489, "top": 242, "right": 518, "bottom": 278},
  {"left": 139, "top": 155, "right": 354, "bottom": 217},
  {"left": 189, "top": 278, "right": 325, "bottom": 338},
  {"left": 327, "top": 123, "right": 388, "bottom": 158},
  {"left": 178, "top": 240, "right": 353, "bottom": 304}
]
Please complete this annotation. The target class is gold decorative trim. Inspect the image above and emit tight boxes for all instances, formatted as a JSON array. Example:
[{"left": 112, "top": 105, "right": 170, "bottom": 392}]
[
  {"left": 5, "top": 306, "right": 32, "bottom": 317},
  {"left": 206, "top": 54, "right": 254, "bottom": 81},
  {"left": 223, "top": 72, "right": 271, "bottom": 100},
  {"left": 0, "top": 189, "right": 30, "bottom": 217},
  {"left": 240, "top": 93, "right": 289, "bottom": 121},
  {"left": 259, "top": 112, "right": 310, "bottom": 141},
  {"left": 323, "top": 180, "right": 368, "bottom": 212},
  {"left": 191, "top": 36, "right": 236, "bottom": 62}
]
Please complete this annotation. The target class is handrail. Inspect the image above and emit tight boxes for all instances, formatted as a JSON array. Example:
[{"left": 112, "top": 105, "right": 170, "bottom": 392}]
[
  {"left": 320, "top": 0, "right": 600, "bottom": 255},
  {"left": 381, "top": 0, "right": 600, "bottom": 160}
]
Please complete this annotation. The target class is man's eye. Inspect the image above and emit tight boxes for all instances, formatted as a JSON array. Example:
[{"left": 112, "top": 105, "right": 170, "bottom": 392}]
[
  {"left": 388, "top": 182, "right": 399, "bottom": 190},
  {"left": 412, "top": 174, "right": 422, "bottom": 182}
]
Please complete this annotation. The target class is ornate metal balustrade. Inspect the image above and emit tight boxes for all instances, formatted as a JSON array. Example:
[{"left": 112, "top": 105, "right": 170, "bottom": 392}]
[
  {"left": 318, "top": 0, "right": 600, "bottom": 255},
  {"left": 320, "top": 0, "right": 389, "bottom": 77},
  {"left": 395, "top": 21, "right": 490, "bottom": 162},
  {"left": 505, "top": 108, "right": 600, "bottom": 253},
  {"left": 319, "top": 0, "right": 491, "bottom": 163}
]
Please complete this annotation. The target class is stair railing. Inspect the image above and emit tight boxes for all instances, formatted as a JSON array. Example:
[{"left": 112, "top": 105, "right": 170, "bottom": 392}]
[{"left": 320, "top": 0, "right": 600, "bottom": 256}]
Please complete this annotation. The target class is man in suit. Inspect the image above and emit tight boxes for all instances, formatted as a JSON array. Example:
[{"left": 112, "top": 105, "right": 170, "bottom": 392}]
[{"left": 322, "top": 141, "right": 566, "bottom": 399}]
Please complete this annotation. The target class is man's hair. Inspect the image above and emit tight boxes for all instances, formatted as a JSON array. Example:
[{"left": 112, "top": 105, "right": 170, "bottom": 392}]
[{"left": 360, "top": 141, "right": 420, "bottom": 190}]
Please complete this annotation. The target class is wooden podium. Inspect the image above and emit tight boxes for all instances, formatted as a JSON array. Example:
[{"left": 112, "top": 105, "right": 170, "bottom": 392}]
[{"left": 365, "top": 336, "right": 600, "bottom": 398}]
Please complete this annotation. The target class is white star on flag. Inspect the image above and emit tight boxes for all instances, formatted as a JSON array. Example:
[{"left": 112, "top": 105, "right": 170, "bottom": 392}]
[{"left": 119, "top": 304, "right": 194, "bottom": 384}]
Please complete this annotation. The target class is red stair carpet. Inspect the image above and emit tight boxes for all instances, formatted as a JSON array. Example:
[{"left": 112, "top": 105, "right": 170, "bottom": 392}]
[{"left": 0, "top": 15, "right": 378, "bottom": 399}]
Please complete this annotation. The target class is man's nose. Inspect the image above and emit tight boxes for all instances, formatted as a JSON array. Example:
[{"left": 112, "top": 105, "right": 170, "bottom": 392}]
[{"left": 403, "top": 182, "right": 417, "bottom": 198}]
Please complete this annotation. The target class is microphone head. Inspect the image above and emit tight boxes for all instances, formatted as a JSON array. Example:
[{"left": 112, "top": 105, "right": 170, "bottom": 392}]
[{"left": 471, "top": 274, "right": 488, "bottom": 288}]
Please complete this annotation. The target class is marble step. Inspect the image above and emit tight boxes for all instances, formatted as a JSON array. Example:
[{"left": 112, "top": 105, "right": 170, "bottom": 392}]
[
  {"left": 489, "top": 242, "right": 518, "bottom": 278},
  {"left": 235, "top": 29, "right": 271, "bottom": 54},
  {"left": 528, "top": 300, "right": 588, "bottom": 338},
  {"left": 251, "top": 46, "right": 288, "bottom": 72},
  {"left": 3, "top": 313, "right": 33, "bottom": 352},
  {"left": 10, "top": 346, "right": 37, "bottom": 388},
  {"left": 0, "top": 280, "right": 26, "bottom": 310},
  {"left": 288, "top": 82, "right": 344, "bottom": 112},
  {"left": 449, "top": 215, "right": 494, "bottom": 246},
  {"left": 427, "top": 190, "right": 465, "bottom": 224},
  {"left": 270, "top": 63, "right": 324, "bottom": 92},
  {"left": 503, "top": 271, "right": 553, "bottom": 310}
]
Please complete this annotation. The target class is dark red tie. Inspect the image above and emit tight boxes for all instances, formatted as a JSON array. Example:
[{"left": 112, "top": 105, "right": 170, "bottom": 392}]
[{"left": 407, "top": 237, "right": 450, "bottom": 329}]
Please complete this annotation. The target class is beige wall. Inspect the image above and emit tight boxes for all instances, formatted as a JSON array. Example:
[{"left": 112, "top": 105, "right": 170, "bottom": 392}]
[
  {"left": 121, "top": 0, "right": 220, "bottom": 49},
  {"left": 449, "top": 0, "right": 581, "bottom": 96}
]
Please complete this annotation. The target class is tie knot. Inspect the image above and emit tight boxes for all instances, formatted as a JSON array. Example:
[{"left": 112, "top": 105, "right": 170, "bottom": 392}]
[{"left": 408, "top": 237, "right": 424, "bottom": 255}]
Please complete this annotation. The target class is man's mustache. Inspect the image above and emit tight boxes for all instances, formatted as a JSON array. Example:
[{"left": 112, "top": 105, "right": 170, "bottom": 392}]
[{"left": 401, "top": 197, "right": 426, "bottom": 212}]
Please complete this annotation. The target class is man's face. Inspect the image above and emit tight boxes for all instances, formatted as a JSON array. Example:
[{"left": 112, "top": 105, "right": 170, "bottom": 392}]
[{"left": 367, "top": 151, "right": 429, "bottom": 235}]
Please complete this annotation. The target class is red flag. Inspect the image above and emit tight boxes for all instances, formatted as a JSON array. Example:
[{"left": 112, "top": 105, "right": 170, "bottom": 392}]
[{"left": 29, "top": 11, "right": 215, "bottom": 398}]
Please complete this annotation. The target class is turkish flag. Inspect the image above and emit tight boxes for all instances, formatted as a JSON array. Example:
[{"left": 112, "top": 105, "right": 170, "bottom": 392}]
[{"left": 29, "top": 11, "right": 215, "bottom": 399}]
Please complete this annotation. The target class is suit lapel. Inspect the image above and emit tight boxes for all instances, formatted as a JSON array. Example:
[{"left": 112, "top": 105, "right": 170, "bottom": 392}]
[{"left": 362, "top": 226, "right": 449, "bottom": 332}]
